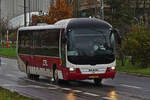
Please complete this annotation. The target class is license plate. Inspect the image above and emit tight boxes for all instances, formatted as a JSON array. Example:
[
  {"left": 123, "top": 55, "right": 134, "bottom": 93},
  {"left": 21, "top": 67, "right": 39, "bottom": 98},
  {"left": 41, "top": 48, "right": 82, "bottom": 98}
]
[{"left": 89, "top": 75, "right": 99, "bottom": 79}]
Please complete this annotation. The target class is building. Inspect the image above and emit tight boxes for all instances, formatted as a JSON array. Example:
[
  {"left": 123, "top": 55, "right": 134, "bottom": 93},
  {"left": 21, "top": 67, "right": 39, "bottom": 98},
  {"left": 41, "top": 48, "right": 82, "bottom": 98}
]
[
  {"left": 0, "top": 0, "right": 52, "bottom": 20},
  {"left": 71, "top": 0, "right": 102, "bottom": 18}
]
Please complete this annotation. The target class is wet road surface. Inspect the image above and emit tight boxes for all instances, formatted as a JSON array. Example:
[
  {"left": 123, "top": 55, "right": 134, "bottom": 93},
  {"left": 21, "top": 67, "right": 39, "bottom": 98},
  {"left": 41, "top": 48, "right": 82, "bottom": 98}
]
[{"left": 0, "top": 58, "right": 150, "bottom": 100}]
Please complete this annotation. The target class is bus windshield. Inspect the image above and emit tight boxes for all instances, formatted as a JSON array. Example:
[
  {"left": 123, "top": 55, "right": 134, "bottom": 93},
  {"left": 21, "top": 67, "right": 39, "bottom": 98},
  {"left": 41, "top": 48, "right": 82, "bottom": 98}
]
[{"left": 67, "top": 28, "right": 115, "bottom": 65}]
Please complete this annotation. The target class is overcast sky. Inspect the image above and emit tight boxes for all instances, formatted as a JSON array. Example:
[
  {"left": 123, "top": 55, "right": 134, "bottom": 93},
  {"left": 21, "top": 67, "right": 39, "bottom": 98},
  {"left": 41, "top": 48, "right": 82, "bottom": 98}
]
[{"left": 1, "top": 0, "right": 52, "bottom": 20}]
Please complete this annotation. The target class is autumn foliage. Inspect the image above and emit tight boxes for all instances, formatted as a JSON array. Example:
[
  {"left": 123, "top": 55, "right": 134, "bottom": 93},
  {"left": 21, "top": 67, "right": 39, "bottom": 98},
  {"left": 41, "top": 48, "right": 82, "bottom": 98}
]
[{"left": 32, "top": 0, "right": 73, "bottom": 25}]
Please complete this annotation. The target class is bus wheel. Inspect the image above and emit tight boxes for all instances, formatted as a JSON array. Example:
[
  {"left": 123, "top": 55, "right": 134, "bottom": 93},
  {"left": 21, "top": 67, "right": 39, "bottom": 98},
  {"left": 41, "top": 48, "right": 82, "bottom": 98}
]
[
  {"left": 27, "top": 74, "right": 39, "bottom": 80},
  {"left": 27, "top": 74, "right": 32, "bottom": 79},
  {"left": 94, "top": 79, "right": 102, "bottom": 86},
  {"left": 52, "top": 68, "right": 59, "bottom": 84}
]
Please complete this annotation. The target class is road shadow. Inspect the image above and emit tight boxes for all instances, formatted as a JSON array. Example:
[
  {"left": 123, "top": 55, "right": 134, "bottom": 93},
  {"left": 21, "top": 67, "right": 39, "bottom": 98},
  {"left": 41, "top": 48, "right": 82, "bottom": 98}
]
[{"left": 20, "top": 76, "right": 116, "bottom": 91}]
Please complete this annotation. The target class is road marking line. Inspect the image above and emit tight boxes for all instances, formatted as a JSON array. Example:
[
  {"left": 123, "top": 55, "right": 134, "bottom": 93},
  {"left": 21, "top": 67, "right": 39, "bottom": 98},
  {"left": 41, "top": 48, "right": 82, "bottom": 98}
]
[
  {"left": 25, "top": 78, "right": 60, "bottom": 88},
  {"left": 47, "top": 83, "right": 59, "bottom": 87},
  {"left": 1, "top": 63, "right": 7, "bottom": 65},
  {"left": 5, "top": 74, "right": 17, "bottom": 77},
  {"left": 72, "top": 90, "right": 82, "bottom": 93},
  {"left": 1, "top": 84, "right": 46, "bottom": 89},
  {"left": 83, "top": 92, "right": 99, "bottom": 97},
  {"left": 102, "top": 97, "right": 111, "bottom": 100},
  {"left": 120, "top": 84, "right": 142, "bottom": 89},
  {"left": 61, "top": 88, "right": 71, "bottom": 91},
  {"left": 28, "top": 85, "right": 45, "bottom": 88},
  {"left": 48, "top": 87, "right": 58, "bottom": 90}
]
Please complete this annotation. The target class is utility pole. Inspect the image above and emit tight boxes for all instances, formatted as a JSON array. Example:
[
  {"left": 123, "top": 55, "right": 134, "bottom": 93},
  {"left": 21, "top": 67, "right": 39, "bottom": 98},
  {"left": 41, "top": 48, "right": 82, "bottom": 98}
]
[
  {"left": 74, "top": 0, "right": 79, "bottom": 17},
  {"left": 0, "top": 0, "right": 2, "bottom": 45},
  {"left": 28, "top": 0, "right": 31, "bottom": 26},
  {"left": 101, "top": 0, "right": 104, "bottom": 20},
  {"left": 24, "top": 0, "right": 27, "bottom": 26}
]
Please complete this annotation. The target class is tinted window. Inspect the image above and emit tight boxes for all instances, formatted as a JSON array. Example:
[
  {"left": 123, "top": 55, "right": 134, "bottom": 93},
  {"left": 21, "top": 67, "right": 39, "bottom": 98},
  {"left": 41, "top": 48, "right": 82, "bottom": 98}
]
[
  {"left": 33, "top": 29, "right": 60, "bottom": 57},
  {"left": 18, "top": 31, "right": 32, "bottom": 54},
  {"left": 67, "top": 28, "right": 115, "bottom": 65}
]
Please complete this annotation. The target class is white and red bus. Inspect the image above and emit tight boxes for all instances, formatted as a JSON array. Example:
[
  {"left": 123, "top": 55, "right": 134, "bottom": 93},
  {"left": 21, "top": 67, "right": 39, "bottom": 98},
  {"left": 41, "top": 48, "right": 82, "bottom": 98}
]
[{"left": 17, "top": 18, "right": 121, "bottom": 85}]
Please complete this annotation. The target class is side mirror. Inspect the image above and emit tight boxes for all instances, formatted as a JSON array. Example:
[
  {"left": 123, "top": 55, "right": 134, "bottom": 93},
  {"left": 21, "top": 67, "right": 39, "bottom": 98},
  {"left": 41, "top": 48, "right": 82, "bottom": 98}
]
[
  {"left": 61, "top": 29, "right": 67, "bottom": 44},
  {"left": 62, "top": 36, "right": 67, "bottom": 44},
  {"left": 113, "top": 28, "right": 121, "bottom": 45}
]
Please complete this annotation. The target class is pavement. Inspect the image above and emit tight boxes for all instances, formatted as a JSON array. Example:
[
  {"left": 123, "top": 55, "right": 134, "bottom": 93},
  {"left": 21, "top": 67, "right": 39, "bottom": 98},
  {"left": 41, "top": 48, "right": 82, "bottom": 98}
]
[{"left": 0, "top": 57, "right": 150, "bottom": 100}]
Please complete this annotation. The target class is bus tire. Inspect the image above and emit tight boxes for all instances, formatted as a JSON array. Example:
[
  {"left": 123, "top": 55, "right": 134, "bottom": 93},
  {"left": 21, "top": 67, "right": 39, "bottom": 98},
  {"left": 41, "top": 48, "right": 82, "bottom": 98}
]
[
  {"left": 27, "top": 74, "right": 39, "bottom": 80},
  {"left": 94, "top": 79, "right": 102, "bottom": 86},
  {"left": 52, "top": 65, "right": 59, "bottom": 84},
  {"left": 27, "top": 73, "right": 32, "bottom": 79}
]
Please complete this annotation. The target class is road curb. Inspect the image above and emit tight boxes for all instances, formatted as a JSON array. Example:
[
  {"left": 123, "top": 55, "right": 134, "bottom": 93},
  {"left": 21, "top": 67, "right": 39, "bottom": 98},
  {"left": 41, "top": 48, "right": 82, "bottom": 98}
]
[{"left": 118, "top": 71, "right": 150, "bottom": 78}]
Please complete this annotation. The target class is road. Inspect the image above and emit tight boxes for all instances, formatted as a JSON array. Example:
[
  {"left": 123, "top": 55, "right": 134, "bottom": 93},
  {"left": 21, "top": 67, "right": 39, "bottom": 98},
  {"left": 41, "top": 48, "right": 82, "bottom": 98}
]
[{"left": 0, "top": 57, "right": 150, "bottom": 100}]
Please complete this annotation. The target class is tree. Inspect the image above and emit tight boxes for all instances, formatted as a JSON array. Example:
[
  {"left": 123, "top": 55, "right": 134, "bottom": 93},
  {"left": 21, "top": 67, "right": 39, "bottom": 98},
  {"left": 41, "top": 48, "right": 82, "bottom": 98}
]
[
  {"left": 86, "top": 0, "right": 99, "bottom": 17},
  {"left": 0, "top": 18, "right": 9, "bottom": 47},
  {"left": 32, "top": 0, "right": 73, "bottom": 25}
]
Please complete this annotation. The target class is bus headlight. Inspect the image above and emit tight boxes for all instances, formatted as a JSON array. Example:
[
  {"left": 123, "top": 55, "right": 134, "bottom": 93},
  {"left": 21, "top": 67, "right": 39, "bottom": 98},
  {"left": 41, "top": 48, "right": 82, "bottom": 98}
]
[
  {"left": 69, "top": 67, "right": 75, "bottom": 71},
  {"left": 111, "top": 66, "right": 115, "bottom": 70}
]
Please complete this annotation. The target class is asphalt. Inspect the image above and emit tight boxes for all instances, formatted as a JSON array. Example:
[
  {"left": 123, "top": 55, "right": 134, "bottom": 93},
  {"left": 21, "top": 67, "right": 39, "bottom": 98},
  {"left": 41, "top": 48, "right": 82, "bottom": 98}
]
[{"left": 0, "top": 57, "right": 150, "bottom": 100}]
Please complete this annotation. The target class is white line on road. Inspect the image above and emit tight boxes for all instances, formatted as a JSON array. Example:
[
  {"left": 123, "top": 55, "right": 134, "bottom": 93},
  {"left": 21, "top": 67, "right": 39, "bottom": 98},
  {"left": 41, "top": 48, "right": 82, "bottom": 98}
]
[
  {"left": 1, "top": 84, "right": 46, "bottom": 89},
  {"left": 1, "top": 62, "right": 7, "bottom": 65},
  {"left": 72, "top": 90, "right": 82, "bottom": 93},
  {"left": 61, "top": 88, "right": 71, "bottom": 91},
  {"left": 25, "top": 78, "right": 60, "bottom": 88},
  {"left": 102, "top": 97, "right": 111, "bottom": 100},
  {"left": 120, "top": 84, "right": 142, "bottom": 89},
  {"left": 48, "top": 87, "right": 58, "bottom": 90},
  {"left": 83, "top": 92, "right": 99, "bottom": 97}
]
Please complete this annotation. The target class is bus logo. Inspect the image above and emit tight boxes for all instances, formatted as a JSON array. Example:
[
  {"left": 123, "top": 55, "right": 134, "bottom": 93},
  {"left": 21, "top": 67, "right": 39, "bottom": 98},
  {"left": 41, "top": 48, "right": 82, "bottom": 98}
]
[
  {"left": 89, "top": 69, "right": 98, "bottom": 72},
  {"left": 43, "top": 60, "right": 48, "bottom": 66}
]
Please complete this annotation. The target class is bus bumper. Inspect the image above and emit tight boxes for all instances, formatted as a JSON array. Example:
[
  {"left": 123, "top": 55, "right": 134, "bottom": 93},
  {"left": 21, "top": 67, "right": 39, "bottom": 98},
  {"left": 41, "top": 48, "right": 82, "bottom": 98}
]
[{"left": 63, "top": 71, "right": 116, "bottom": 80}]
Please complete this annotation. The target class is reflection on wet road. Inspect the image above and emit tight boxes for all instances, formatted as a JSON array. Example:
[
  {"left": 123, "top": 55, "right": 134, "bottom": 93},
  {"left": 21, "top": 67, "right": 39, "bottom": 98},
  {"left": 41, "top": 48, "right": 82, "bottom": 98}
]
[
  {"left": 67, "top": 92, "right": 76, "bottom": 100},
  {"left": 108, "top": 91, "right": 118, "bottom": 100},
  {"left": 0, "top": 58, "right": 150, "bottom": 100}
]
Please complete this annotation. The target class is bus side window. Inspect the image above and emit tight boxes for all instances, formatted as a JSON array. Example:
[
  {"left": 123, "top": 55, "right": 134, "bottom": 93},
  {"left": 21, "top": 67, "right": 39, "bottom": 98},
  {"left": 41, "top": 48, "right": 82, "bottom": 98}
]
[
  {"left": 33, "top": 30, "right": 43, "bottom": 55},
  {"left": 18, "top": 31, "right": 32, "bottom": 54},
  {"left": 33, "top": 29, "right": 60, "bottom": 57}
]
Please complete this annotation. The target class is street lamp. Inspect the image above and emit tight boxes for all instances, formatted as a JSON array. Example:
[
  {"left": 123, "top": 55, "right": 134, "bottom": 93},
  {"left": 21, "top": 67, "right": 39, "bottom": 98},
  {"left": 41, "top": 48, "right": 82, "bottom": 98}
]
[
  {"left": 24, "top": 0, "right": 27, "bottom": 26},
  {"left": 28, "top": 0, "right": 31, "bottom": 26}
]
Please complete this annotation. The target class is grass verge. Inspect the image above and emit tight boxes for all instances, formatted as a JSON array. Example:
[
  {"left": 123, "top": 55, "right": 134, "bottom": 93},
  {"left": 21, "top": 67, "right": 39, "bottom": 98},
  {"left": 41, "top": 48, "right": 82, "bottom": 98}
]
[
  {"left": 0, "top": 48, "right": 17, "bottom": 58},
  {"left": 117, "top": 59, "right": 150, "bottom": 76},
  {"left": 0, "top": 87, "right": 36, "bottom": 100}
]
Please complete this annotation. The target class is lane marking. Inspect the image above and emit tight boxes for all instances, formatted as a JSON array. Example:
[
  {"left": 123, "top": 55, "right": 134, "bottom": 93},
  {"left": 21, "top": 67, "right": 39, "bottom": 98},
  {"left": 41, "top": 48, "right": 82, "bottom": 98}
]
[
  {"left": 25, "top": 79, "right": 100, "bottom": 97},
  {"left": 1, "top": 84, "right": 46, "bottom": 89},
  {"left": 5, "top": 74, "right": 17, "bottom": 77},
  {"left": 1, "top": 62, "right": 7, "bottom": 65},
  {"left": 25, "top": 78, "right": 59, "bottom": 87},
  {"left": 72, "top": 90, "right": 82, "bottom": 93},
  {"left": 120, "top": 84, "right": 142, "bottom": 89},
  {"left": 61, "top": 88, "right": 71, "bottom": 91},
  {"left": 83, "top": 92, "right": 99, "bottom": 97},
  {"left": 48, "top": 87, "right": 58, "bottom": 90},
  {"left": 102, "top": 97, "right": 111, "bottom": 100}
]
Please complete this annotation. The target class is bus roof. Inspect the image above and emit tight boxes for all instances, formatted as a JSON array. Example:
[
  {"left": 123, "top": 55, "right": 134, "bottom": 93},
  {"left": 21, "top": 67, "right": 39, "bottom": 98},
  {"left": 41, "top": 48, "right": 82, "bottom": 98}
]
[
  {"left": 19, "top": 18, "right": 112, "bottom": 31},
  {"left": 55, "top": 18, "right": 112, "bottom": 29},
  {"left": 18, "top": 25, "right": 64, "bottom": 31}
]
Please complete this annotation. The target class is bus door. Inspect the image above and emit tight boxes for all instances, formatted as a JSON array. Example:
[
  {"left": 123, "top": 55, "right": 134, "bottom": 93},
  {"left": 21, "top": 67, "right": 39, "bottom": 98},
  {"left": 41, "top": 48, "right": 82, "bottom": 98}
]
[{"left": 32, "top": 30, "right": 42, "bottom": 69}]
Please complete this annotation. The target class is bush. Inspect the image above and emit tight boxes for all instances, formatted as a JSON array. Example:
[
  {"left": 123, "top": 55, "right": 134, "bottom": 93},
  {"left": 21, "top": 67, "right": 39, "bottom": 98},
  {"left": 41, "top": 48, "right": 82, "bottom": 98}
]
[{"left": 121, "top": 24, "right": 150, "bottom": 68}]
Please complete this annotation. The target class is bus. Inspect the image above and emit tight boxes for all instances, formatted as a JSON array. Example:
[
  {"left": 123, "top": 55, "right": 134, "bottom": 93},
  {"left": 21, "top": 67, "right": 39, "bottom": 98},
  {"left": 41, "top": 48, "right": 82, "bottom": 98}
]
[{"left": 17, "top": 18, "right": 121, "bottom": 85}]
